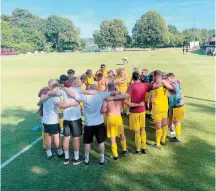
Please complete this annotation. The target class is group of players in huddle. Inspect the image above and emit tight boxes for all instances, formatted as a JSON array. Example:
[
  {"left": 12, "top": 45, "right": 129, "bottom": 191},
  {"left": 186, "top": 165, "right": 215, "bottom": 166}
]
[{"left": 37, "top": 60, "right": 184, "bottom": 165}]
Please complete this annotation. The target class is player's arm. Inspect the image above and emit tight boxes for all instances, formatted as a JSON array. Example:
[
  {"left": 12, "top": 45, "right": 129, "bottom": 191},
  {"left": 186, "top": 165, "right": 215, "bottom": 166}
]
[
  {"left": 47, "top": 90, "right": 61, "bottom": 97},
  {"left": 123, "top": 100, "right": 145, "bottom": 107},
  {"left": 56, "top": 101, "right": 79, "bottom": 109},
  {"left": 105, "top": 94, "right": 127, "bottom": 102},
  {"left": 152, "top": 82, "right": 162, "bottom": 89},
  {"left": 37, "top": 94, "right": 50, "bottom": 106},
  {"left": 101, "top": 101, "right": 107, "bottom": 113},
  {"left": 162, "top": 80, "right": 174, "bottom": 90}
]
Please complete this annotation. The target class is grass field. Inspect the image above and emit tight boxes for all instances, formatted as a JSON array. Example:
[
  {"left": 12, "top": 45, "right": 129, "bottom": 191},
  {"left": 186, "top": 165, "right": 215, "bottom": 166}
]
[{"left": 1, "top": 50, "right": 215, "bottom": 191}]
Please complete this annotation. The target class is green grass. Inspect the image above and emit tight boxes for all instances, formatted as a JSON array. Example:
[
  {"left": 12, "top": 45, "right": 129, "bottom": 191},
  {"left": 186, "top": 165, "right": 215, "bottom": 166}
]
[{"left": 1, "top": 51, "right": 215, "bottom": 191}]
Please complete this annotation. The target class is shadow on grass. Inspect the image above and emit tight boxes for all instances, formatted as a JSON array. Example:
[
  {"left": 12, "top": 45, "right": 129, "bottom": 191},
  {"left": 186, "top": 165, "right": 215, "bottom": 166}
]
[
  {"left": 184, "top": 96, "right": 215, "bottom": 103},
  {"left": 1, "top": 108, "right": 41, "bottom": 162},
  {"left": 1, "top": 109, "right": 215, "bottom": 191},
  {"left": 187, "top": 102, "right": 215, "bottom": 115},
  {"left": 191, "top": 49, "right": 211, "bottom": 56}
]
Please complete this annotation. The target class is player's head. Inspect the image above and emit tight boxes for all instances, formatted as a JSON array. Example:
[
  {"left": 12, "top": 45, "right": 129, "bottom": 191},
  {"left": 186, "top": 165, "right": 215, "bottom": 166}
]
[
  {"left": 108, "top": 83, "right": 115, "bottom": 92},
  {"left": 96, "top": 73, "right": 103, "bottom": 80},
  {"left": 59, "top": 75, "right": 69, "bottom": 86},
  {"left": 132, "top": 71, "right": 140, "bottom": 82},
  {"left": 86, "top": 69, "right": 93, "bottom": 77},
  {"left": 69, "top": 77, "right": 79, "bottom": 87},
  {"left": 120, "top": 68, "right": 125, "bottom": 76},
  {"left": 153, "top": 70, "right": 162, "bottom": 82},
  {"left": 88, "top": 84, "right": 97, "bottom": 90},
  {"left": 50, "top": 81, "right": 60, "bottom": 91},
  {"left": 108, "top": 70, "right": 114, "bottom": 78},
  {"left": 161, "top": 72, "right": 168, "bottom": 80},
  {"left": 142, "top": 69, "right": 148, "bottom": 76},
  {"left": 166, "top": 73, "right": 175, "bottom": 82},
  {"left": 100, "top": 64, "right": 106, "bottom": 72},
  {"left": 116, "top": 68, "right": 121, "bottom": 75},
  {"left": 48, "top": 79, "right": 58, "bottom": 89},
  {"left": 67, "top": 69, "right": 75, "bottom": 79},
  {"left": 79, "top": 74, "right": 87, "bottom": 87}
]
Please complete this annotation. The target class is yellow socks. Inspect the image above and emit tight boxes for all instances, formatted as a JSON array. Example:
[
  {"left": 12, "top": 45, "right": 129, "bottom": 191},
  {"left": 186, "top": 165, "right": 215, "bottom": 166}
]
[
  {"left": 120, "top": 140, "right": 127, "bottom": 151},
  {"left": 156, "top": 128, "right": 162, "bottom": 146},
  {"left": 175, "top": 125, "right": 181, "bottom": 139},
  {"left": 135, "top": 133, "right": 141, "bottom": 151},
  {"left": 141, "top": 130, "right": 147, "bottom": 149},
  {"left": 111, "top": 143, "right": 118, "bottom": 157},
  {"left": 161, "top": 126, "right": 168, "bottom": 143},
  {"left": 42, "top": 131, "right": 46, "bottom": 149}
]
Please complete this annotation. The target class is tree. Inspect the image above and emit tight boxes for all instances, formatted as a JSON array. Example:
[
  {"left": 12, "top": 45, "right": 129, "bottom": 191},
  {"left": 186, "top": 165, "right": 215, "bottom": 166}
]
[
  {"left": 45, "top": 15, "right": 80, "bottom": 51},
  {"left": 93, "top": 19, "right": 128, "bottom": 48},
  {"left": 126, "top": 35, "right": 132, "bottom": 48},
  {"left": 132, "top": 11, "right": 169, "bottom": 48},
  {"left": 168, "top": 25, "right": 178, "bottom": 34},
  {"left": 1, "top": 21, "right": 13, "bottom": 47}
]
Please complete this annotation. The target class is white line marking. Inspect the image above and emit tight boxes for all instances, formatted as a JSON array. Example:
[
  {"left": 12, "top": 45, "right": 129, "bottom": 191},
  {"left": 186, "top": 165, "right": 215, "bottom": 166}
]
[{"left": 1, "top": 136, "right": 42, "bottom": 169}]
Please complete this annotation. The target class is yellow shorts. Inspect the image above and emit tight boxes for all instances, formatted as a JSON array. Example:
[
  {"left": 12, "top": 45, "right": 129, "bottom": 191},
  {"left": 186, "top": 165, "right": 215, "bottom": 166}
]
[
  {"left": 107, "top": 116, "right": 124, "bottom": 138},
  {"left": 173, "top": 106, "right": 185, "bottom": 121},
  {"left": 129, "top": 112, "right": 145, "bottom": 131},
  {"left": 152, "top": 109, "right": 168, "bottom": 123},
  {"left": 80, "top": 102, "right": 83, "bottom": 106},
  {"left": 145, "top": 92, "right": 150, "bottom": 102}
]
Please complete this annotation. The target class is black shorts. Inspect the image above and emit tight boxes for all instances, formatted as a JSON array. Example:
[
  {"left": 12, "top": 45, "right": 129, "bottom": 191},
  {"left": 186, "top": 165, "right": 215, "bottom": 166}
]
[
  {"left": 83, "top": 123, "right": 106, "bottom": 144},
  {"left": 63, "top": 119, "right": 83, "bottom": 137},
  {"left": 43, "top": 123, "right": 60, "bottom": 135}
]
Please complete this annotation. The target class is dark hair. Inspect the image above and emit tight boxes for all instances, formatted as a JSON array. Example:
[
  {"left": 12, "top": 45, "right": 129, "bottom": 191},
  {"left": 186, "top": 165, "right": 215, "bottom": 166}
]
[
  {"left": 132, "top": 71, "right": 140, "bottom": 81},
  {"left": 97, "top": 73, "right": 103, "bottom": 78},
  {"left": 100, "top": 64, "right": 106, "bottom": 68},
  {"left": 80, "top": 74, "right": 87, "bottom": 82},
  {"left": 67, "top": 69, "right": 75, "bottom": 75},
  {"left": 86, "top": 69, "right": 92, "bottom": 75},
  {"left": 108, "top": 83, "right": 115, "bottom": 92},
  {"left": 166, "top": 73, "right": 175, "bottom": 78},
  {"left": 59, "top": 74, "right": 69, "bottom": 84}
]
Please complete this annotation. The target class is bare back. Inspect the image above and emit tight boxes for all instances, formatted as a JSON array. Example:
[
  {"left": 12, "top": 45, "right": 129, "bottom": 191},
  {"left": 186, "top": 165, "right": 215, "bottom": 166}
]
[
  {"left": 106, "top": 100, "right": 122, "bottom": 116},
  {"left": 98, "top": 78, "right": 107, "bottom": 91}
]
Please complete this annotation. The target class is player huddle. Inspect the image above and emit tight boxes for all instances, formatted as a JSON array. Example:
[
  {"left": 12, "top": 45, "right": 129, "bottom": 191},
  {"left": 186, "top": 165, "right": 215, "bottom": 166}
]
[{"left": 37, "top": 61, "right": 184, "bottom": 165}]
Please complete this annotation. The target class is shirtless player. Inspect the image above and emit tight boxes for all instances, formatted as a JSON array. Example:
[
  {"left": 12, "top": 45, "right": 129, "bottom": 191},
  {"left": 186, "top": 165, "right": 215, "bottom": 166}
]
[
  {"left": 102, "top": 83, "right": 144, "bottom": 160},
  {"left": 96, "top": 73, "right": 108, "bottom": 91}
]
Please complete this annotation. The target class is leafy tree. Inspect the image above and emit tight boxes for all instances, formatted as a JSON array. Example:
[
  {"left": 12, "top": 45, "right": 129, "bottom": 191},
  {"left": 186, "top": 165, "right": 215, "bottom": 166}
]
[
  {"left": 45, "top": 15, "right": 80, "bottom": 51},
  {"left": 168, "top": 25, "right": 178, "bottom": 34},
  {"left": 93, "top": 30, "right": 105, "bottom": 48},
  {"left": 93, "top": 19, "right": 128, "bottom": 48},
  {"left": 126, "top": 35, "right": 132, "bottom": 48},
  {"left": 1, "top": 21, "right": 13, "bottom": 47},
  {"left": 132, "top": 11, "right": 169, "bottom": 48}
]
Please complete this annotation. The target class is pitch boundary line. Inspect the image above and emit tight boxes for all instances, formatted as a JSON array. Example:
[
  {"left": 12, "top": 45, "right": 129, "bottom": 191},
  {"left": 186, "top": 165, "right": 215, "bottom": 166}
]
[{"left": 1, "top": 136, "right": 42, "bottom": 169}]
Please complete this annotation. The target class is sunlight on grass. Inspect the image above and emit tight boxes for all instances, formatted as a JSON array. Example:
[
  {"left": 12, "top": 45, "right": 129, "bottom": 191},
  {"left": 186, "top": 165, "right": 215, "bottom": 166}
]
[{"left": 31, "top": 166, "right": 48, "bottom": 175}]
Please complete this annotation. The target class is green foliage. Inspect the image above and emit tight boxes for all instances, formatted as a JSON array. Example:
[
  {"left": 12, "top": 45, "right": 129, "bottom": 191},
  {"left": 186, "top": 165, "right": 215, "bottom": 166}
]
[
  {"left": 44, "top": 15, "right": 80, "bottom": 51},
  {"left": 1, "top": 8, "right": 80, "bottom": 53},
  {"left": 93, "top": 19, "right": 128, "bottom": 48},
  {"left": 132, "top": 11, "right": 169, "bottom": 48}
]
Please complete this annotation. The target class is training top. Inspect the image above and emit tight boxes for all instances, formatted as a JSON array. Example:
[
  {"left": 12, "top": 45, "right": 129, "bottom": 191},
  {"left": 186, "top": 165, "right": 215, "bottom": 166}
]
[
  {"left": 152, "top": 86, "right": 169, "bottom": 111},
  {"left": 56, "top": 87, "right": 83, "bottom": 121},
  {"left": 42, "top": 97, "right": 60, "bottom": 124},
  {"left": 127, "top": 82, "right": 152, "bottom": 113},
  {"left": 75, "top": 92, "right": 111, "bottom": 126}
]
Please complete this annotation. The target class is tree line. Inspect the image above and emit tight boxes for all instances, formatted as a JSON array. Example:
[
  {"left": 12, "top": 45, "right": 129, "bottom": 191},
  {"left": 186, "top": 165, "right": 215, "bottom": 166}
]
[{"left": 1, "top": 9, "right": 215, "bottom": 53}]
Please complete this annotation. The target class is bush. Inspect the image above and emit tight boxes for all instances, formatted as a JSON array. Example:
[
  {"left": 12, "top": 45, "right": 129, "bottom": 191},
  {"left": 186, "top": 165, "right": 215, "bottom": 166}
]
[
  {"left": 44, "top": 43, "right": 53, "bottom": 52},
  {"left": 12, "top": 43, "right": 36, "bottom": 53}
]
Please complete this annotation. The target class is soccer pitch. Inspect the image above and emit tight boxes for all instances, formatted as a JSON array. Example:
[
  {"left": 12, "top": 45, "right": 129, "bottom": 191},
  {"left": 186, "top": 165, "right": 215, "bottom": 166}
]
[{"left": 1, "top": 51, "right": 215, "bottom": 191}]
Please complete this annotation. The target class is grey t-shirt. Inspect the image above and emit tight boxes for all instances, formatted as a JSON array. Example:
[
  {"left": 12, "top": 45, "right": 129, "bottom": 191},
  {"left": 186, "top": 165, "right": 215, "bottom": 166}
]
[
  {"left": 42, "top": 97, "right": 60, "bottom": 124},
  {"left": 75, "top": 92, "right": 111, "bottom": 126},
  {"left": 57, "top": 87, "right": 83, "bottom": 121}
]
